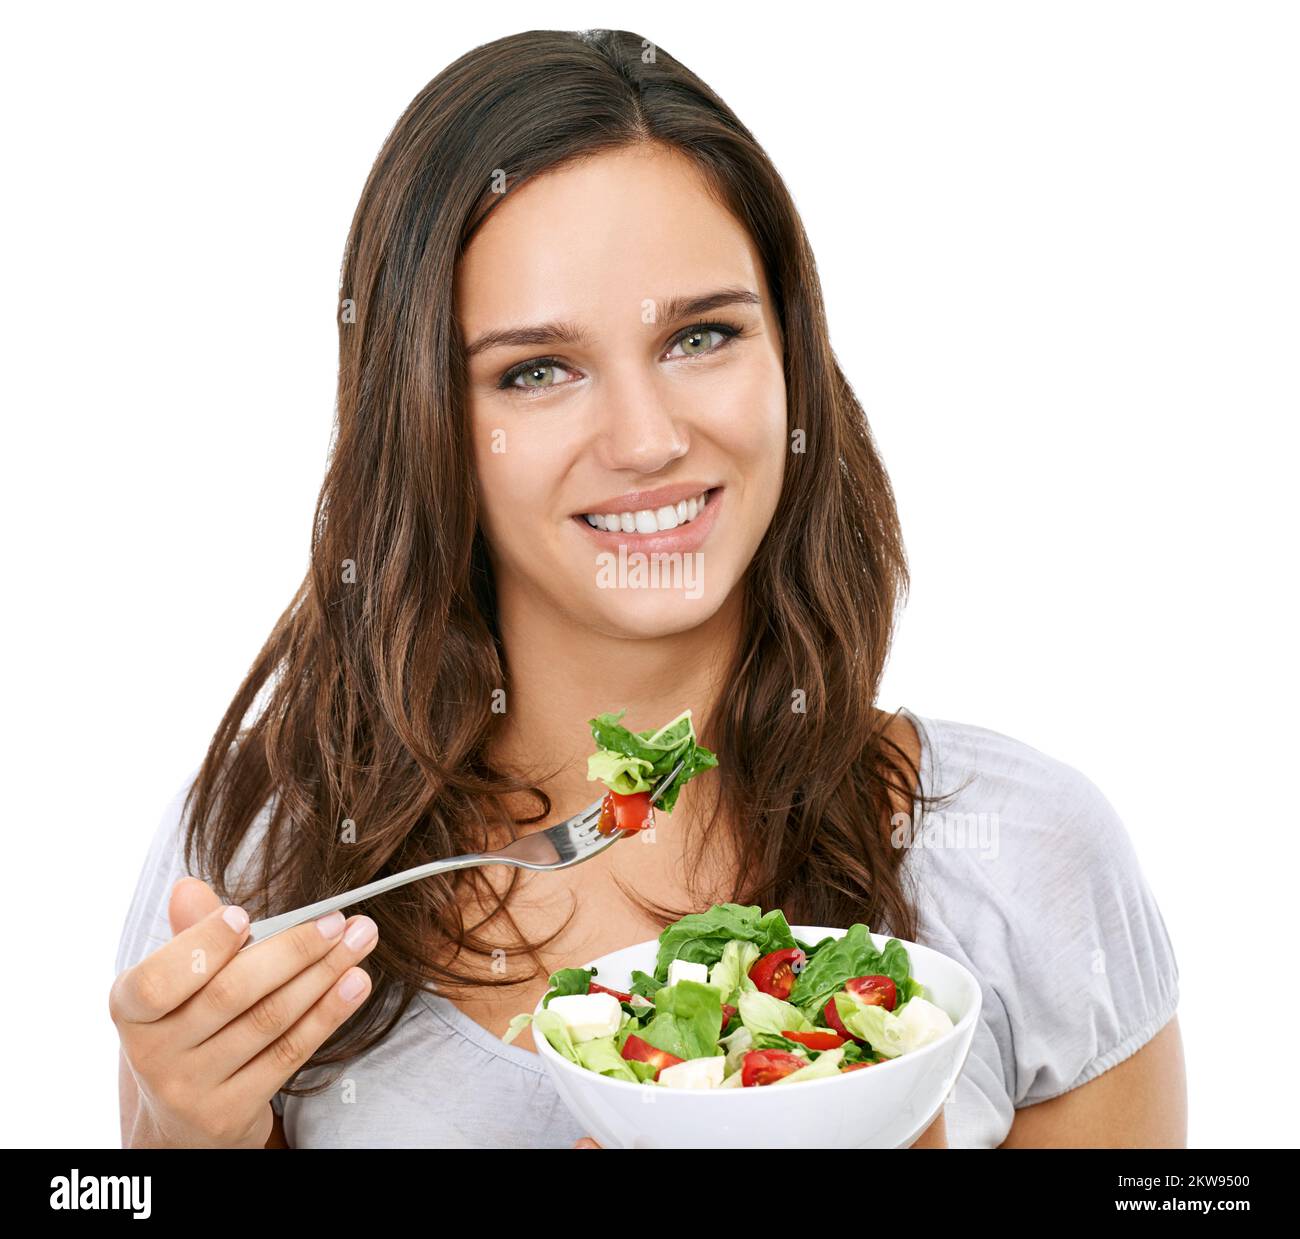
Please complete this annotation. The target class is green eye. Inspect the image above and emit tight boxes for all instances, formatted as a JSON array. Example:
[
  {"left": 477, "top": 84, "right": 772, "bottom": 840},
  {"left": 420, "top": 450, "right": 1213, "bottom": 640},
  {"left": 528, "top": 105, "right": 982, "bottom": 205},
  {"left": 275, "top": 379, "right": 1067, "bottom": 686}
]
[
  {"left": 670, "top": 318, "right": 743, "bottom": 358},
  {"left": 669, "top": 325, "right": 735, "bottom": 357},
  {"left": 499, "top": 358, "right": 574, "bottom": 391},
  {"left": 518, "top": 364, "right": 556, "bottom": 388},
  {"left": 496, "top": 320, "right": 745, "bottom": 397}
]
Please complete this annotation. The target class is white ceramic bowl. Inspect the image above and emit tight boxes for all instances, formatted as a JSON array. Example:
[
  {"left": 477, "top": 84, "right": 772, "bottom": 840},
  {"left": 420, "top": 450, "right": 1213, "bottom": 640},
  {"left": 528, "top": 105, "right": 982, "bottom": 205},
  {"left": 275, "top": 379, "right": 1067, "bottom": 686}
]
[{"left": 532, "top": 925, "right": 982, "bottom": 1149}]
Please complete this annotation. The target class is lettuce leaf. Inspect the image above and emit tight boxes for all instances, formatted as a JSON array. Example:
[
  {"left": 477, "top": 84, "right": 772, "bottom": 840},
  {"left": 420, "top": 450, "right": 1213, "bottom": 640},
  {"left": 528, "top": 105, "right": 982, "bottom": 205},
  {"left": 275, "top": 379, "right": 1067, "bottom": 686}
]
[
  {"left": 522, "top": 1008, "right": 584, "bottom": 1064},
  {"left": 737, "top": 989, "right": 814, "bottom": 1037},
  {"left": 719, "top": 1023, "right": 754, "bottom": 1077},
  {"left": 839, "top": 1039, "right": 871, "bottom": 1065},
  {"left": 586, "top": 749, "right": 657, "bottom": 796},
  {"left": 795, "top": 933, "right": 848, "bottom": 958},
  {"left": 541, "top": 967, "right": 594, "bottom": 1007},
  {"left": 708, "top": 938, "right": 761, "bottom": 1006},
  {"left": 577, "top": 1036, "right": 658, "bottom": 1082},
  {"left": 655, "top": 903, "right": 797, "bottom": 982},
  {"left": 502, "top": 1013, "right": 534, "bottom": 1045},
  {"left": 637, "top": 979, "right": 725, "bottom": 1061},
  {"left": 896, "top": 976, "right": 927, "bottom": 1007},
  {"left": 628, "top": 970, "right": 662, "bottom": 1001},
  {"left": 788, "top": 924, "right": 913, "bottom": 1017},
  {"left": 587, "top": 709, "right": 718, "bottom": 813},
  {"left": 833, "top": 993, "right": 906, "bottom": 1058}
]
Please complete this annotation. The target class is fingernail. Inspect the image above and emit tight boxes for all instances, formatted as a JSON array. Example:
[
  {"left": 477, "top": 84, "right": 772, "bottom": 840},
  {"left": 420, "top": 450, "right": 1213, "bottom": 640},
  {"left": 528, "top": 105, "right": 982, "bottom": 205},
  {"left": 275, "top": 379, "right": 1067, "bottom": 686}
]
[
  {"left": 338, "top": 970, "right": 367, "bottom": 1002},
  {"left": 316, "top": 910, "right": 346, "bottom": 938},
  {"left": 223, "top": 905, "right": 249, "bottom": 933},
  {"left": 344, "top": 917, "right": 377, "bottom": 950}
]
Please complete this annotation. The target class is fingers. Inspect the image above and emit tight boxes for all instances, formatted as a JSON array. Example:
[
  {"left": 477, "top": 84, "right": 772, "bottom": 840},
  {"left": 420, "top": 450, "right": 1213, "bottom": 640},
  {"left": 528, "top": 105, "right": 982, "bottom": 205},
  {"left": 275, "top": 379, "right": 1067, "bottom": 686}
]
[
  {"left": 169, "top": 877, "right": 221, "bottom": 937},
  {"left": 169, "top": 909, "right": 366, "bottom": 1048},
  {"left": 574, "top": 1137, "right": 603, "bottom": 1148},
  {"left": 196, "top": 913, "right": 380, "bottom": 1081},
  {"left": 109, "top": 898, "right": 252, "bottom": 1026},
  {"left": 224, "top": 926, "right": 378, "bottom": 1103}
]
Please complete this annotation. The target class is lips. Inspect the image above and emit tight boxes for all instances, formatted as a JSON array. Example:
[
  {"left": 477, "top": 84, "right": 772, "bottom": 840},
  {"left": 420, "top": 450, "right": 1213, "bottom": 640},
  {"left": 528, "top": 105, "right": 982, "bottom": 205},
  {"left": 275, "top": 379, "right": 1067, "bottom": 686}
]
[
  {"left": 581, "top": 487, "right": 712, "bottom": 534},
  {"left": 571, "top": 486, "right": 723, "bottom": 554},
  {"left": 573, "top": 482, "right": 721, "bottom": 520}
]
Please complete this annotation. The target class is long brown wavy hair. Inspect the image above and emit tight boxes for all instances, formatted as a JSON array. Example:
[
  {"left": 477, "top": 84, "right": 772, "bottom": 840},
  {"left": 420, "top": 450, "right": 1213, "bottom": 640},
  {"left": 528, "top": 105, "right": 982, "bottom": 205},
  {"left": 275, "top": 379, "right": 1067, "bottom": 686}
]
[{"left": 182, "top": 28, "right": 962, "bottom": 1098}]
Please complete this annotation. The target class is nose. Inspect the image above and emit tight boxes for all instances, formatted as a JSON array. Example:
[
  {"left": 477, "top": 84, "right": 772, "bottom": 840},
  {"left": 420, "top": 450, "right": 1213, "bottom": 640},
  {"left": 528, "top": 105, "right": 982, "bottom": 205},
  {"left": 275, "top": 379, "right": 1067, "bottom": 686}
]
[{"left": 591, "top": 368, "right": 689, "bottom": 475}]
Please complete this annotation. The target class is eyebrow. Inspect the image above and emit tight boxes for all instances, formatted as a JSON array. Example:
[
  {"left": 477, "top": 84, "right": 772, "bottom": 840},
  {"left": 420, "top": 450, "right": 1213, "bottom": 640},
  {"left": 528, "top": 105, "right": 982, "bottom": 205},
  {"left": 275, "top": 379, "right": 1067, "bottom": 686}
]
[{"left": 462, "top": 286, "right": 762, "bottom": 359}]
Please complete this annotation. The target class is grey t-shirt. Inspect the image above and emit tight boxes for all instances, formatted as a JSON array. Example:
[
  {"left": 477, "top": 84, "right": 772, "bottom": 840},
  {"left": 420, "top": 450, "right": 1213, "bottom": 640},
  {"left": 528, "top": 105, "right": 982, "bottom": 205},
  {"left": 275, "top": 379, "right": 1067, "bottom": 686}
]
[{"left": 113, "top": 706, "right": 1181, "bottom": 1148}]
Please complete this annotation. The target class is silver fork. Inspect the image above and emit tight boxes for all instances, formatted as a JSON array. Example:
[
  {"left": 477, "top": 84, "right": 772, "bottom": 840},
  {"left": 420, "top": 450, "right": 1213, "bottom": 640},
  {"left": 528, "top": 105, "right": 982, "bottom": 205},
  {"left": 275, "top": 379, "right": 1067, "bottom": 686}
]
[{"left": 241, "top": 758, "right": 686, "bottom": 948}]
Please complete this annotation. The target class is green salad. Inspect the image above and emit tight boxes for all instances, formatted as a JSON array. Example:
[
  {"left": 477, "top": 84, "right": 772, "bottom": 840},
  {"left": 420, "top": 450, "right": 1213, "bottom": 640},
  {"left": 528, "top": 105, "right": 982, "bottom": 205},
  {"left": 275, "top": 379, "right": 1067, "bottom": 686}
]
[
  {"left": 503, "top": 902, "right": 956, "bottom": 1088},
  {"left": 586, "top": 708, "right": 717, "bottom": 835}
]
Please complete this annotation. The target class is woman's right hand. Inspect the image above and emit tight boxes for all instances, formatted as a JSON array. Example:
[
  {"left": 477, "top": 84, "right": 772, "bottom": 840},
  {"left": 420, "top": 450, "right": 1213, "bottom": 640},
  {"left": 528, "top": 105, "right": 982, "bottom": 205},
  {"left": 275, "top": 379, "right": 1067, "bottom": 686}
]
[{"left": 110, "top": 876, "right": 379, "bottom": 1148}]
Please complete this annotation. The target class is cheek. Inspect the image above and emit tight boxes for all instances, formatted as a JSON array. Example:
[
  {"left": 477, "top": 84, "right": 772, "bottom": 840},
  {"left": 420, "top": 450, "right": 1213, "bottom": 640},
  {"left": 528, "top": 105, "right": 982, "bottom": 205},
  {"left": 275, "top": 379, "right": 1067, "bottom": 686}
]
[
  {"left": 706, "top": 361, "right": 788, "bottom": 485},
  {"left": 472, "top": 415, "right": 571, "bottom": 547}
]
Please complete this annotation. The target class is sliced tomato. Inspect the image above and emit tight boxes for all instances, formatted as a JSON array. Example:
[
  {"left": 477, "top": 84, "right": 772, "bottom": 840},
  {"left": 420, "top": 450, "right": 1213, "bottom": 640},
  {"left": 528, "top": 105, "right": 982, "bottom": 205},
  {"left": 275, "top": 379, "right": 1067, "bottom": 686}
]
[
  {"left": 588, "top": 980, "right": 632, "bottom": 1003},
  {"left": 823, "top": 996, "right": 861, "bottom": 1043},
  {"left": 841, "top": 1061, "right": 882, "bottom": 1072},
  {"left": 721, "top": 1002, "right": 738, "bottom": 1033},
  {"left": 620, "top": 1034, "right": 683, "bottom": 1081},
  {"left": 740, "top": 1049, "right": 806, "bottom": 1086},
  {"left": 748, "top": 947, "right": 807, "bottom": 1000},
  {"left": 782, "top": 1028, "right": 845, "bottom": 1050},
  {"left": 846, "top": 974, "right": 897, "bottom": 1012},
  {"left": 596, "top": 794, "right": 617, "bottom": 835},
  {"left": 597, "top": 791, "right": 656, "bottom": 836}
]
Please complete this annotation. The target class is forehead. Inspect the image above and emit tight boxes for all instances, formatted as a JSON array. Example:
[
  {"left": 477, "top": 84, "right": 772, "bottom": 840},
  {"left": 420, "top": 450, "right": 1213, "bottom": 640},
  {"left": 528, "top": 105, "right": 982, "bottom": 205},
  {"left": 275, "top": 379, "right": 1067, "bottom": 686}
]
[{"left": 455, "top": 144, "right": 765, "bottom": 334}]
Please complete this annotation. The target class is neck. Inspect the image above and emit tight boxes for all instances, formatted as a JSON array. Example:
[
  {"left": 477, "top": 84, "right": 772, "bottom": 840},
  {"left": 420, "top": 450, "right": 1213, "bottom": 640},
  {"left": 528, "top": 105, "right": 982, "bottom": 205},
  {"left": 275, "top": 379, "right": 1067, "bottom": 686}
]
[{"left": 488, "top": 582, "right": 744, "bottom": 813}]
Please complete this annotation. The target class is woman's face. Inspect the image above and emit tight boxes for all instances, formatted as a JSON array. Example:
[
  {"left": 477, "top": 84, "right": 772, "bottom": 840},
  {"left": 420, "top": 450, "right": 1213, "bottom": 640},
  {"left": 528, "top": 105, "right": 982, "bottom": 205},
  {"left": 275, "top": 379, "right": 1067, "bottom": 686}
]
[{"left": 457, "top": 143, "right": 787, "bottom": 639}]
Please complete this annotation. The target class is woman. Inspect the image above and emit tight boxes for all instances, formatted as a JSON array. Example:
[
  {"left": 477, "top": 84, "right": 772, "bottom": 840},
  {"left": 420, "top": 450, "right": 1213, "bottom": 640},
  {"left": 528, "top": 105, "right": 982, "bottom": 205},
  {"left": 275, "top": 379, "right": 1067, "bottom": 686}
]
[{"left": 111, "top": 28, "right": 1184, "bottom": 1149}]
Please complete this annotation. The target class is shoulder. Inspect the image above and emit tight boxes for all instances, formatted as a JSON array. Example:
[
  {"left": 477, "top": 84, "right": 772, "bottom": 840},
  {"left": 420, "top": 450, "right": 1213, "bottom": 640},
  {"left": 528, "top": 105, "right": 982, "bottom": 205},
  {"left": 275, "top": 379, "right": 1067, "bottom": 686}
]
[
  {"left": 903, "top": 710, "right": 1181, "bottom": 1107},
  {"left": 904, "top": 711, "right": 1140, "bottom": 873}
]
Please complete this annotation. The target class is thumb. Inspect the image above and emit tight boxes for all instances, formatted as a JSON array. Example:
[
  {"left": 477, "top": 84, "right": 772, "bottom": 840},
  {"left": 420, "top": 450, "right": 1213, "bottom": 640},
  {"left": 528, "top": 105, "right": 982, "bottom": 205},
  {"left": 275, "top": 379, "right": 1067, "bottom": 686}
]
[{"left": 168, "top": 876, "right": 223, "bottom": 937}]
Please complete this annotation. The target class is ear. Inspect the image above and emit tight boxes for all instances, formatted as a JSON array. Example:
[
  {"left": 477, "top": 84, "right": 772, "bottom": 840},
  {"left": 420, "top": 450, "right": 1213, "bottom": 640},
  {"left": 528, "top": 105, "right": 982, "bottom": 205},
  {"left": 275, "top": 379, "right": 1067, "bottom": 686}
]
[{"left": 168, "top": 876, "right": 223, "bottom": 937}]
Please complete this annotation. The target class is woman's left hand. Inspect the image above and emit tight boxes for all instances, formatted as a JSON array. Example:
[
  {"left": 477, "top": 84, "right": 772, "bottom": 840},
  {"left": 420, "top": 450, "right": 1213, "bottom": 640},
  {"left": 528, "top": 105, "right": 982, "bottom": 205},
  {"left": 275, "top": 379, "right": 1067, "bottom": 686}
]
[{"left": 574, "top": 1137, "right": 602, "bottom": 1148}]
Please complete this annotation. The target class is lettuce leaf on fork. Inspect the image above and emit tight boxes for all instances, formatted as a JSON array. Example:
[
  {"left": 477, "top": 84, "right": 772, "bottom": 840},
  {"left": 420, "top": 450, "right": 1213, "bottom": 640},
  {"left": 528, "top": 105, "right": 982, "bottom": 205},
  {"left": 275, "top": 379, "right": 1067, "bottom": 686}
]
[{"left": 586, "top": 708, "right": 717, "bottom": 814}]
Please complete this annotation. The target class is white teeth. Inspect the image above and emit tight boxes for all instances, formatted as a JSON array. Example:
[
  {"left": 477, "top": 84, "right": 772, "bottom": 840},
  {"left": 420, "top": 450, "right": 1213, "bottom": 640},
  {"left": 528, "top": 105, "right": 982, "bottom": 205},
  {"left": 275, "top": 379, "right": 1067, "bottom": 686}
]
[{"left": 581, "top": 489, "right": 711, "bottom": 533}]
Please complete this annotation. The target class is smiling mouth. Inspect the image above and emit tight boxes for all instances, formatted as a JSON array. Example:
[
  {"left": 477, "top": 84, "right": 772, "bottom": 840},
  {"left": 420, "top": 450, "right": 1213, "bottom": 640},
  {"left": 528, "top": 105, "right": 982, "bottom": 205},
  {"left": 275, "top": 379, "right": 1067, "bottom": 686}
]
[{"left": 578, "top": 488, "right": 717, "bottom": 535}]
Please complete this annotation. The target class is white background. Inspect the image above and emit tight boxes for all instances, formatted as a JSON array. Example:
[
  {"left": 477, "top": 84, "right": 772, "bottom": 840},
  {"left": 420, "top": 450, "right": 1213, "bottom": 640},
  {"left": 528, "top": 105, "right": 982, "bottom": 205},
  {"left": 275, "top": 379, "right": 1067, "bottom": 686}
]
[{"left": 3, "top": 1, "right": 1295, "bottom": 1148}]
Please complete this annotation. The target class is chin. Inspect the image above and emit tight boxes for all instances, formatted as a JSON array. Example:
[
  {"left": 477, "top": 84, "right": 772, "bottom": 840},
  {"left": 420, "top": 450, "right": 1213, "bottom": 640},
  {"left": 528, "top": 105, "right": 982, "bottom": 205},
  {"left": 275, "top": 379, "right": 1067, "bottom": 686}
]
[{"left": 582, "top": 587, "right": 728, "bottom": 639}]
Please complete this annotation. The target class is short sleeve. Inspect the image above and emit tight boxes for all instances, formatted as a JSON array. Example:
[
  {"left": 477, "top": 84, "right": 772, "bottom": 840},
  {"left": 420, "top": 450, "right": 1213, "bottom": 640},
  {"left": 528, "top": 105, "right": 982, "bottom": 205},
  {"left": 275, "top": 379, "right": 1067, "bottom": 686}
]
[
  {"left": 1003, "top": 765, "right": 1181, "bottom": 1108},
  {"left": 113, "top": 764, "right": 280, "bottom": 975},
  {"left": 113, "top": 770, "right": 203, "bottom": 977}
]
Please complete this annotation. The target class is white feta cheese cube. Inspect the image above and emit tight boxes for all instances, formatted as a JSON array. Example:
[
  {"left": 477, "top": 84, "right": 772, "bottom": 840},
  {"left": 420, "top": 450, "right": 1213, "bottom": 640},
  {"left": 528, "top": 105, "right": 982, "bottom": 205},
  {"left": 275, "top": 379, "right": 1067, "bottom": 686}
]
[
  {"left": 658, "top": 1054, "right": 727, "bottom": 1089},
  {"left": 666, "top": 959, "right": 710, "bottom": 987},
  {"left": 546, "top": 992, "right": 623, "bottom": 1042}
]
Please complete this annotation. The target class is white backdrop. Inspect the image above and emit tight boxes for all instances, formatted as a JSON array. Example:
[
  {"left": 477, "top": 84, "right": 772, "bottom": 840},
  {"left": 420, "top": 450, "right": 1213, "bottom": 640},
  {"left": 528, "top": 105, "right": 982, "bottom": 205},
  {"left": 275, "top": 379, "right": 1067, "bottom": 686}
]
[{"left": 3, "top": 0, "right": 1295, "bottom": 1148}]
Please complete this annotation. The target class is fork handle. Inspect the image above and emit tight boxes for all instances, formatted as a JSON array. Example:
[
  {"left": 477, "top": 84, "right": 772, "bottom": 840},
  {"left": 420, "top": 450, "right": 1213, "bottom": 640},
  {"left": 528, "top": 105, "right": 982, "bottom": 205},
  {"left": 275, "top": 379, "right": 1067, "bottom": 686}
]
[{"left": 241, "top": 852, "right": 490, "bottom": 949}]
